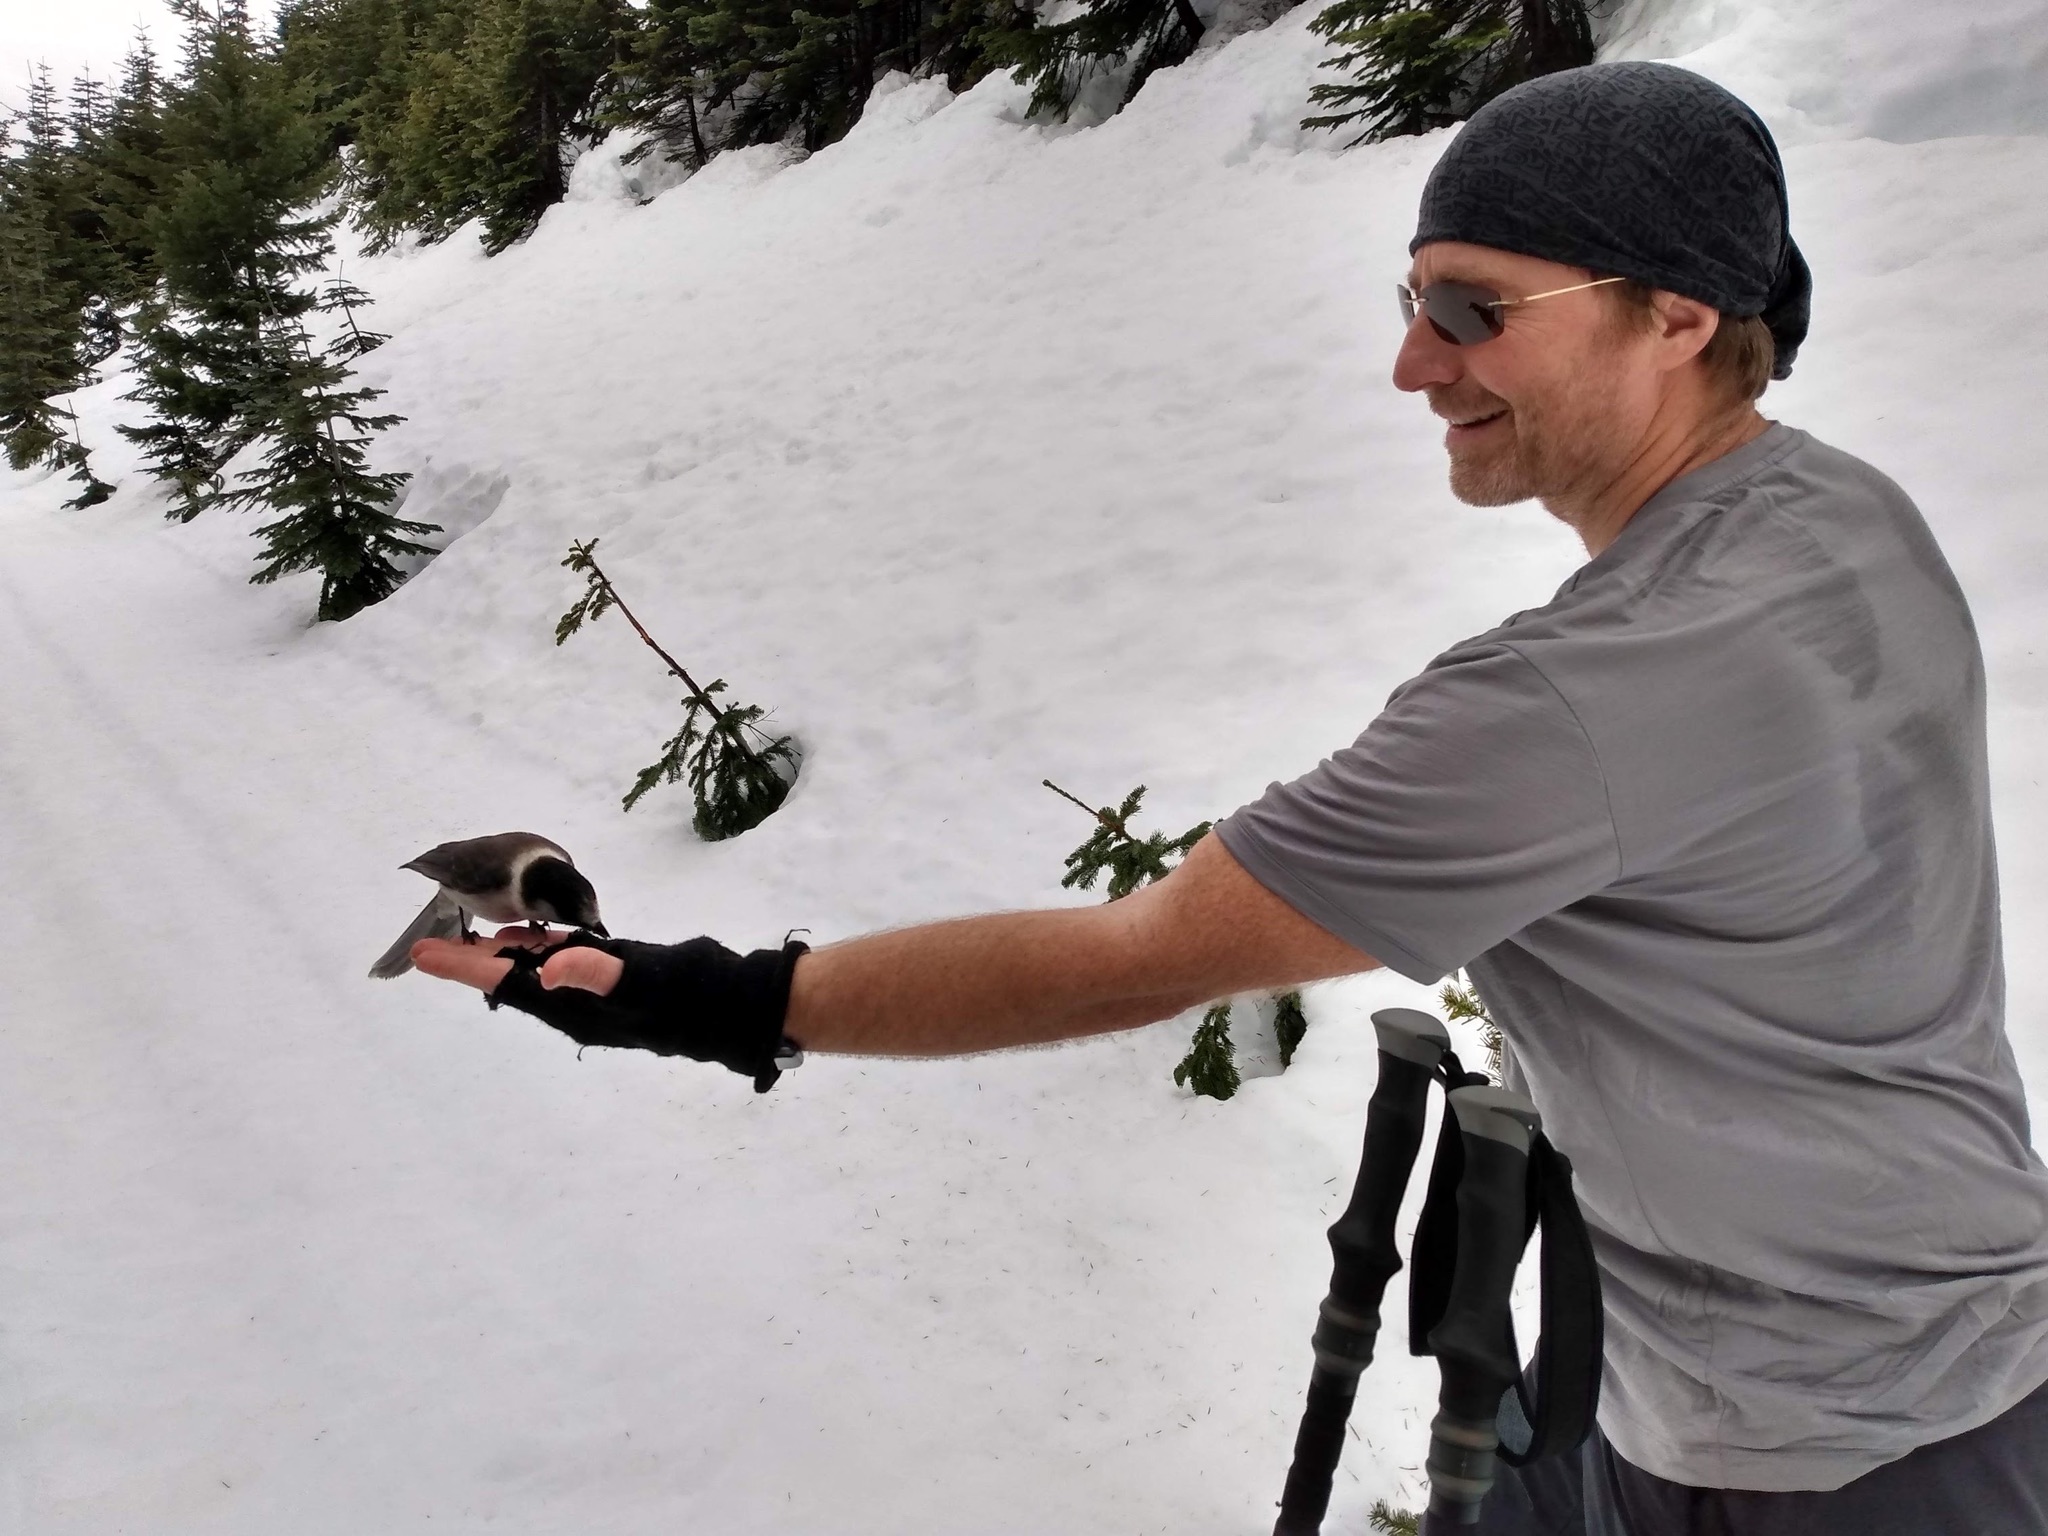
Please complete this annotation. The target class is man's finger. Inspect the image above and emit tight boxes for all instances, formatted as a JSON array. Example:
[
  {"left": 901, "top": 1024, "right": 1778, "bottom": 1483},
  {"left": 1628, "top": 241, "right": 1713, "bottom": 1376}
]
[
  {"left": 483, "top": 926, "right": 556, "bottom": 950},
  {"left": 540, "top": 946, "right": 625, "bottom": 996},
  {"left": 412, "top": 937, "right": 516, "bottom": 992}
]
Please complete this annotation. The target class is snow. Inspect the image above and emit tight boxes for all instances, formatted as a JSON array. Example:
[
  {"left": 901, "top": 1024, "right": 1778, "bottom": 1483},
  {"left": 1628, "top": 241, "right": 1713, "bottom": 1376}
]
[
  {"left": 1600, "top": 0, "right": 2048, "bottom": 142},
  {"left": 5, "top": 0, "right": 2047, "bottom": 1527}
]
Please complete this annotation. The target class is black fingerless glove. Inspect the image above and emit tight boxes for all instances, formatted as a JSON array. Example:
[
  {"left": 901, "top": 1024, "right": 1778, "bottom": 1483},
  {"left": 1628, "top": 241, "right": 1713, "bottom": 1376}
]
[{"left": 485, "top": 931, "right": 809, "bottom": 1092}]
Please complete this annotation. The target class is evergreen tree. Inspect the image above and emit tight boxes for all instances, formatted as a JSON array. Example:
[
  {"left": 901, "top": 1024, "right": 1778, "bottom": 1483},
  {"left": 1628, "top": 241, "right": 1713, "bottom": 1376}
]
[
  {"left": 119, "top": 297, "right": 249, "bottom": 517},
  {"left": 221, "top": 287, "right": 430, "bottom": 620},
  {"left": 1303, "top": 0, "right": 1598, "bottom": 145},
  {"left": 278, "top": 0, "right": 464, "bottom": 239},
  {"left": 286, "top": 0, "right": 1010, "bottom": 245},
  {"left": 278, "top": 0, "right": 419, "bottom": 155},
  {"left": 83, "top": 35, "right": 178, "bottom": 306},
  {"left": 57, "top": 73, "right": 133, "bottom": 363},
  {"left": 0, "top": 103, "right": 99, "bottom": 479},
  {"left": 150, "top": 1, "right": 334, "bottom": 319},
  {"left": 117, "top": 1, "right": 424, "bottom": 617},
  {"left": 286, "top": 0, "right": 619, "bottom": 252},
  {"left": 0, "top": 82, "right": 125, "bottom": 503},
  {"left": 667, "top": 0, "right": 1000, "bottom": 155},
  {"left": 981, "top": 0, "right": 1204, "bottom": 119},
  {"left": 453, "top": 0, "right": 623, "bottom": 250},
  {"left": 121, "top": 0, "right": 336, "bottom": 517},
  {"left": 603, "top": 0, "right": 716, "bottom": 167}
]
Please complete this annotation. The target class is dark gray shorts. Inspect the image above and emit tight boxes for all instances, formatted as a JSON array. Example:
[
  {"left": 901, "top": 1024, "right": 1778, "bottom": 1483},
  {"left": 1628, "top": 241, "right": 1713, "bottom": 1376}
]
[{"left": 1473, "top": 1377, "right": 2048, "bottom": 1536}]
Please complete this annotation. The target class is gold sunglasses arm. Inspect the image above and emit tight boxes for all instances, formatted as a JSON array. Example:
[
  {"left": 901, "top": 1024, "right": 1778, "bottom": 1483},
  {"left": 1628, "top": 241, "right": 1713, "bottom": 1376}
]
[{"left": 1495, "top": 275, "right": 1628, "bottom": 310}]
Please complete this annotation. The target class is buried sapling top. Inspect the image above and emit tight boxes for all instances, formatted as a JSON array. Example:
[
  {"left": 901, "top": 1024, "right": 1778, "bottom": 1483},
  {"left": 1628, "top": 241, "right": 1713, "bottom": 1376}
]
[{"left": 556, "top": 538, "right": 798, "bottom": 840}]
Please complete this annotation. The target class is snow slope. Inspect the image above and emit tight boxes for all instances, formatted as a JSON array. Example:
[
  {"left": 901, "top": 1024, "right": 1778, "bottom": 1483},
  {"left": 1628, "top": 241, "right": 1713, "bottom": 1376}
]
[{"left": 4, "top": 0, "right": 2047, "bottom": 1528}]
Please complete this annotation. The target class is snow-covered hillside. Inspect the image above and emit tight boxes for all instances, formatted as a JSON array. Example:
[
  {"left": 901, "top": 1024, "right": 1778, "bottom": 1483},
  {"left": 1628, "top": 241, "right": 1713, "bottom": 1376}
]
[{"left": 5, "top": 1, "right": 2046, "bottom": 1529}]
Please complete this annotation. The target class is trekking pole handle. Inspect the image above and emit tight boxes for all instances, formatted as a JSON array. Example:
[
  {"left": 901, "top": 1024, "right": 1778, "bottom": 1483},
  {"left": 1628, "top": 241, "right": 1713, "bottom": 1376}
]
[
  {"left": 1421, "top": 1086, "right": 1542, "bottom": 1532},
  {"left": 1272, "top": 1010, "right": 1450, "bottom": 1536}
]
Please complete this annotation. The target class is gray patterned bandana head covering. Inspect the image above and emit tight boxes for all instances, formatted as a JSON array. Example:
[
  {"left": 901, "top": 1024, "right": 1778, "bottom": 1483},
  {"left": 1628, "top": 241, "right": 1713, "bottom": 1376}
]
[{"left": 1411, "top": 61, "right": 1810, "bottom": 379}]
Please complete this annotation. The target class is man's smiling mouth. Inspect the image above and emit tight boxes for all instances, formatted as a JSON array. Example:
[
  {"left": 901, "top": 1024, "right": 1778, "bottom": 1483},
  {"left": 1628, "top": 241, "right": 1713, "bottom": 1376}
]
[{"left": 1446, "top": 409, "right": 1510, "bottom": 433}]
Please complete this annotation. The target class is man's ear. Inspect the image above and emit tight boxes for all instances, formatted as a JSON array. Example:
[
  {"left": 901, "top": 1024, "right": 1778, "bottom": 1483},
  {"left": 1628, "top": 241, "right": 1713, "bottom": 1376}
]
[{"left": 1652, "top": 289, "right": 1720, "bottom": 372}]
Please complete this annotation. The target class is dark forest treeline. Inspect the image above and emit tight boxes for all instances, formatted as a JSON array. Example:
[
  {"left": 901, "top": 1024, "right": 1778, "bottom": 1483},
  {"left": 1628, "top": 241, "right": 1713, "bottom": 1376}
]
[{"left": 1, "top": 0, "right": 1596, "bottom": 615}]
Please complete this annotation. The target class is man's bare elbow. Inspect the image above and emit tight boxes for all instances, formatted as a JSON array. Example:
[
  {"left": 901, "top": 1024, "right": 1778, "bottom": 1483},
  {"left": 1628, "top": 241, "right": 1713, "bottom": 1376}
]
[{"left": 1128, "top": 832, "right": 1381, "bottom": 996}]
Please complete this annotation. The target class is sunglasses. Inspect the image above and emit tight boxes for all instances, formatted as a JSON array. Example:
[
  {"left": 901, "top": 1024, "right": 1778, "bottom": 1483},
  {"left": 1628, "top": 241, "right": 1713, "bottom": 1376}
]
[{"left": 1396, "top": 276, "right": 1626, "bottom": 346}]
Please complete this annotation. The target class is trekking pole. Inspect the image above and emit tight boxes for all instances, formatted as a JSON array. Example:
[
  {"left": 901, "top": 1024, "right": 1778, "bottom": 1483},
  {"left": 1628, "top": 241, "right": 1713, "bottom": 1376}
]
[
  {"left": 1418, "top": 1085, "right": 1543, "bottom": 1533},
  {"left": 1272, "top": 1008, "right": 1451, "bottom": 1536}
]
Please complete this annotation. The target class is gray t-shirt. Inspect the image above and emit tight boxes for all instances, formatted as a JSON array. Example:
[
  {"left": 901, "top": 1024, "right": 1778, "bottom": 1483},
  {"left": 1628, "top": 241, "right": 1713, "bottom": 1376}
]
[{"left": 1216, "top": 424, "right": 2048, "bottom": 1492}]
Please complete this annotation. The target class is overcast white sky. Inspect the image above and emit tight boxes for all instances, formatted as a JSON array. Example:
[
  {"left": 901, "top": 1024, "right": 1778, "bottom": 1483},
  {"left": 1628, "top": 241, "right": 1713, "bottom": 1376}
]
[{"left": 0, "top": 0, "right": 278, "bottom": 110}]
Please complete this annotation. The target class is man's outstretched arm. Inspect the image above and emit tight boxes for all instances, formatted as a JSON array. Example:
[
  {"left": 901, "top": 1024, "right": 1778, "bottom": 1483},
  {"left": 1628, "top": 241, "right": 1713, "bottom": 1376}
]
[
  {"left": 783, "top": 834, "right": 1377, "bottom": 1055},
  {"left": 412, "top": 832, "right": 1379, "bottom": 1058}
]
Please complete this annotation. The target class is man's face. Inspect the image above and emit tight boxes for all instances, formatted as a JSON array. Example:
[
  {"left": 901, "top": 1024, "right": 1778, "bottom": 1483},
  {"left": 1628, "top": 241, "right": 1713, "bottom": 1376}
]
[{"left": 1393, "top": 241, "right": 1659, "bottom": 510}]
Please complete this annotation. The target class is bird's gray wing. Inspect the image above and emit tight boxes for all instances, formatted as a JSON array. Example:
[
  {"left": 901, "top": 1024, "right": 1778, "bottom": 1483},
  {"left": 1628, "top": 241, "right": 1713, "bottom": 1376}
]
[
  {"left": 368, "top": 890, "right": 467, "bottom": 979},
  {"left": 402, "top": 832, "right": 568, "bottom": 894}
]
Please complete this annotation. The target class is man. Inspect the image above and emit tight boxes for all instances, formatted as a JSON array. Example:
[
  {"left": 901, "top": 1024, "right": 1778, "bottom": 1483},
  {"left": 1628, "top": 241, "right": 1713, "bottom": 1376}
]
[{"left": 415, "top": 63, "right": 2048, "bottom": 1534}]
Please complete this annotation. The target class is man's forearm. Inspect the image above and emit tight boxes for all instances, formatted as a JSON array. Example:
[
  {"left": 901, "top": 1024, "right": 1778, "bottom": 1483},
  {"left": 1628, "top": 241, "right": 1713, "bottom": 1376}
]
[
  {"left": 783, "top": 904, "right": 1218, "bottom": 1057},
  {"left": 782, "top": 835, "right": 1380, "bottom": 1058}
]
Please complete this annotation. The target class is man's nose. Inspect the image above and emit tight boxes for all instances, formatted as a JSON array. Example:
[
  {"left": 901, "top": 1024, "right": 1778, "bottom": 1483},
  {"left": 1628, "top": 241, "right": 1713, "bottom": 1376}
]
[{"left": 1392, "top": 313, "right": 1464, "bottom": 394}]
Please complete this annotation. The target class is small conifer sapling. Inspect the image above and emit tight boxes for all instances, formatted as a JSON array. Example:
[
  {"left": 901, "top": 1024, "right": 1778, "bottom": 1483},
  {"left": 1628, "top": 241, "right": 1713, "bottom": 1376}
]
[
  {"left": 1043, "top": 779, "right": 1311, "bottom": 1098},
  {"left": 1274, "top": 988, "right": 1309, "bottom": 1068},
  {"left": 557, "top": 538, "right": 799, "bottom": 839},
  {"left": 1173, "top": 1003, "right": 1242, "bottom": 1101},
  {"left": 56, "top": 402, "right": 116, "bottom": 508}
]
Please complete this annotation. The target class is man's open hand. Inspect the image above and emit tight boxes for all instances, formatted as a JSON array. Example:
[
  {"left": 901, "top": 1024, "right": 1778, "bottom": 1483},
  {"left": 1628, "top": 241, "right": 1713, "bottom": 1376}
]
[
  {"left": 410, "top": 927, "right": 806, "bottom": 1090},
  {"left": 411, "top": 927, "right": 625, "bottom": 996}
]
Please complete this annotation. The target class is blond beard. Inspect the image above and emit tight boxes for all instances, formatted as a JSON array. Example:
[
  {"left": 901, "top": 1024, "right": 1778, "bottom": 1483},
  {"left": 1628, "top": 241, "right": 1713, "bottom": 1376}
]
[{"left": 1434, "top": 326, "right": 1639, "bottom": 509}]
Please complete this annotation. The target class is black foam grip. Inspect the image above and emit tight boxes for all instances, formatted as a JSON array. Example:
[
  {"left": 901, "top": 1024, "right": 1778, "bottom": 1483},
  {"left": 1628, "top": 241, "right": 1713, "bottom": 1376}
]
[
  {"left": 1272, "top": 1048, "right": 1439, "bottom": 1535},
  {"left": 1428, "top": 1135, "right": 1531, "bottom": 1419},
  {"left": 1272, "top": 1371, "right": 1360, "bottom": 1535}
]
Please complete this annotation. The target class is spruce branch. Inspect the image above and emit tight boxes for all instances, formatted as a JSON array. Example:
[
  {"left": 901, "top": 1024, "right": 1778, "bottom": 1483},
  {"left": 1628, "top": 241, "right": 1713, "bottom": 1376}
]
[
  {"left": 1368, "top": 1501, "right": 1420, "bottom": 1536},
  {"left": 1439, "top": 970, "right": 1503, "bottom": 1083},
  {"left": 1302, "top": 0, "right": 1601, "bottom": 147},
  {"left": 1040, "top": 779, "right": 1209, "bottom": 901},
  {"left": 558, "top": 537, "right": 798, "bottom": 839}
]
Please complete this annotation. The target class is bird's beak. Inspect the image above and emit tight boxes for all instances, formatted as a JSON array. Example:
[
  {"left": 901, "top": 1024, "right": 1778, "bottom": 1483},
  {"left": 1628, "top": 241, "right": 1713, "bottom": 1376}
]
[{"left": 587, "top": 920, "right": 610, "bottom": 938}]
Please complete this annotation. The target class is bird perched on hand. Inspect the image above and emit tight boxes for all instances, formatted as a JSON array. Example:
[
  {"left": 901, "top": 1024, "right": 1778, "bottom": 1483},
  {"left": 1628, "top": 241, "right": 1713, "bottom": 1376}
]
[{"left": 369, "top": 832, "right": 607, "bottom": 979}]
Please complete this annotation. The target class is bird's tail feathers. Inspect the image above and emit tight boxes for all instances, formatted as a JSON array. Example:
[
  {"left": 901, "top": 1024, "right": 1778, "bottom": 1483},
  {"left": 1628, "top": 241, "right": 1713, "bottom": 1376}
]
[{"left": 368, "top": 891, "right": 466, "bottom": 979}]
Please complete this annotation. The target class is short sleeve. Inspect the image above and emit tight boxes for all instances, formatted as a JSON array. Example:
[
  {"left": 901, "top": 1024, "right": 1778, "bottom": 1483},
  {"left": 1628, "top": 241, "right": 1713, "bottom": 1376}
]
[{"left": 1213, "top": 644, "right": 1620, "bottom": 983}]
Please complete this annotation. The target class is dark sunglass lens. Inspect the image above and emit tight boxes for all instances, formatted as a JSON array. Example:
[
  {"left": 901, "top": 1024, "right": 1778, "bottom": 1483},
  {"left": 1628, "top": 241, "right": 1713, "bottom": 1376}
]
[
  {"left": 1396, "top": 283, "right": 1418, "bottom": 326},
  {"left": 1420, "top": 281, "right": 1504, "bottom": 346}
]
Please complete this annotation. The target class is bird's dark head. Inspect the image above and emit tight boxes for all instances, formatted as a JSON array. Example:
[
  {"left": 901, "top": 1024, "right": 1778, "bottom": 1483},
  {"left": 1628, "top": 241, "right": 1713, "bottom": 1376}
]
[{"left": 521, "top": 856, "right": 606, "bottom": 935}]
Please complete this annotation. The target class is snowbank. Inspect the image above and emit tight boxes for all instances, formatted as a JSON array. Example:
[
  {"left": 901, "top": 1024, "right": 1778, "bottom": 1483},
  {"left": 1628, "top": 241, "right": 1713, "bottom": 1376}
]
[{"left": 4, "top": 1, "right": 2045, "bottom": 1528}]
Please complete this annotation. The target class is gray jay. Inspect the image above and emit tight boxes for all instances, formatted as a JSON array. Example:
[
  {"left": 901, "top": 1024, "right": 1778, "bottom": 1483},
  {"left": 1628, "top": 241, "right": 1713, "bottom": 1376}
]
[{"left": 370, "top": 832, "right": 607, "bottom": 979}]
